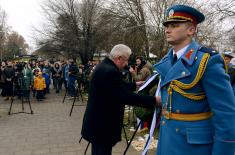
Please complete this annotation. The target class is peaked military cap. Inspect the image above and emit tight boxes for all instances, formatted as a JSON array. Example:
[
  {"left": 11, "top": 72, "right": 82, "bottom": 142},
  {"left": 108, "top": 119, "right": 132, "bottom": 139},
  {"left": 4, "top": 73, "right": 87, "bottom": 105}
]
[
  {"left": 224, "top": 51, "right": 234, "bottom": 58},
  {"left": 163, "top": 4, "right": 205, "bottom": 26}
]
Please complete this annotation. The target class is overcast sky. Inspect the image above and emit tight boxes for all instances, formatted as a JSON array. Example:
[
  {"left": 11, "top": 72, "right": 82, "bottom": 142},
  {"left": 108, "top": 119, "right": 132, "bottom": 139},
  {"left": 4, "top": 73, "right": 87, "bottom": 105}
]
[{"left": 0, "top": 0, "right": 44, "bottom": 51}]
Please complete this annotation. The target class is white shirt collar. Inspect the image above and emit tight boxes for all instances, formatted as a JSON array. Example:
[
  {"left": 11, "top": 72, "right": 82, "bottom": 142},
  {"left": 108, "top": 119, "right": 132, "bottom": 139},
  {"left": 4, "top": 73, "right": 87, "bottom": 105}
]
[{"left": 173, "top": 44, "right": 190, "bottom": 59}]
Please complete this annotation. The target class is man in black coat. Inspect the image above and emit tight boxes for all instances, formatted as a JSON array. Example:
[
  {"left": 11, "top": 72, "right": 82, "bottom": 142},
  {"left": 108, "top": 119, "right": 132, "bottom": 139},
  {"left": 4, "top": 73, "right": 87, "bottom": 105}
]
[
  {"left": 3, "top": 61, "right": 15, "bottom": 100},
  {"left": 81, "top": 44, "right": 161, "bottom": 155}
]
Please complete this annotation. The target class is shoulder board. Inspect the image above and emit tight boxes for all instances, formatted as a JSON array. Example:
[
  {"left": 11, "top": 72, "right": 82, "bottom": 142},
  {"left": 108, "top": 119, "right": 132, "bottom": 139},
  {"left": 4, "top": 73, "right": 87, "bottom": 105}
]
[{"left": 199, "top": 46, "right": 218, "bottom": 56}]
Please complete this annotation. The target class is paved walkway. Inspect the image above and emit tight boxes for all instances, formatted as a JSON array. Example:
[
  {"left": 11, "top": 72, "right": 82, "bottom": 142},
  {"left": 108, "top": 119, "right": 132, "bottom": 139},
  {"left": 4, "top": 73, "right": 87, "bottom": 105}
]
[{"left": 0, "top": 89, "right": 156, "bottom": 155}]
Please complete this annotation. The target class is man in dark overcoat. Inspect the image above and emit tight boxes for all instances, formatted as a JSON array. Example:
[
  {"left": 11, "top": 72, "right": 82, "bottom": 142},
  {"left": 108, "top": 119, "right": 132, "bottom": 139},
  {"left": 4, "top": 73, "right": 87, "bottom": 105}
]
[{"left": 81, "top": 44, "right": 161, "bottom": 155}]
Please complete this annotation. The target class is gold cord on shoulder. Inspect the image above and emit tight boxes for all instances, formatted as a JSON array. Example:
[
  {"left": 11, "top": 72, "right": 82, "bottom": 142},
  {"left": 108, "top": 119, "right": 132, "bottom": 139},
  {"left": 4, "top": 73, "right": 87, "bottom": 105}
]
[
  {"left": 167, "top": 53, "right": 210, "bottom": 112},
  {"left": 166, "top": 53, "right": 211, "bottom": 120}
]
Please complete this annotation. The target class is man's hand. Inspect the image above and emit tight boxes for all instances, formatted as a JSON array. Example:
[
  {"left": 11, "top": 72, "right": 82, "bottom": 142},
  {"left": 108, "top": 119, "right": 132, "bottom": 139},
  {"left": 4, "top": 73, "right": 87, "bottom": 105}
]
[
  {"left": 155, "top": 96, "right": 162, "bottom": 107},
  {"left": 129, "top": 67, "right": 135, "bottom": 73}
]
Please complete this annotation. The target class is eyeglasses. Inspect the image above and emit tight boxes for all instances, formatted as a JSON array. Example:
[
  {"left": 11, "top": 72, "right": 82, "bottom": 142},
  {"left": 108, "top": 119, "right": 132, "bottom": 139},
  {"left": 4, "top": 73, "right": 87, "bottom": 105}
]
[{"left": 120, "top": 56, "right": 129, "bottom": 62}]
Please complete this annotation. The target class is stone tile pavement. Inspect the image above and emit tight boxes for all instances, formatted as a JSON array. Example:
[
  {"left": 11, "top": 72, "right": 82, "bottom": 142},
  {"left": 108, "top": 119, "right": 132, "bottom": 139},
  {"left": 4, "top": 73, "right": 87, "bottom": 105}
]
[{"left": 0, "top": 90, "right": 156, "bottom": 155}]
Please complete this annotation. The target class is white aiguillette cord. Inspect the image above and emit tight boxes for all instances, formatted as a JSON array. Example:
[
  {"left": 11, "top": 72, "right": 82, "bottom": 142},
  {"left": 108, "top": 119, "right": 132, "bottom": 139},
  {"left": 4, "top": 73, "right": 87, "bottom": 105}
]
[{"left": 141, "top": 79, "right": 161, "bottom": 155}]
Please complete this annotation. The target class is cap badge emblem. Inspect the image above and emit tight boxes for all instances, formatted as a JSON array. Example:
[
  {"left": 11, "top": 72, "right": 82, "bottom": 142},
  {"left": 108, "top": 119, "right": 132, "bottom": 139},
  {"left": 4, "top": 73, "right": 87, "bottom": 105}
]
[{"left": 169, "top": 9, "right": 174, "bottom": 17}]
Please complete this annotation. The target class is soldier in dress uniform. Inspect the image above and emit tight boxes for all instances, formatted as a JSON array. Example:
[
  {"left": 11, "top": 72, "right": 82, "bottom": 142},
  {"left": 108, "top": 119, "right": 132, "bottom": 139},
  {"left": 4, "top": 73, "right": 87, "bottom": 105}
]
[
  {"left": 223, "top": 51, "right": 235, "bottom": 94},
  {"left": 154, "top": 4, "right": 235, "bottom": 155}
]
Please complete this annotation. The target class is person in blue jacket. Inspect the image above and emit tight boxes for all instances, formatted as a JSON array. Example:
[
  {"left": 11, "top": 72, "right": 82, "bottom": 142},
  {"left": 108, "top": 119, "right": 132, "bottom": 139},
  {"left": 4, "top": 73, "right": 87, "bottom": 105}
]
[
  {"left": 42, "top": 68, "right": 50, "bottom": 96},
  {"left": 154, "top": 4, "right": 235, "bottom": 155}
]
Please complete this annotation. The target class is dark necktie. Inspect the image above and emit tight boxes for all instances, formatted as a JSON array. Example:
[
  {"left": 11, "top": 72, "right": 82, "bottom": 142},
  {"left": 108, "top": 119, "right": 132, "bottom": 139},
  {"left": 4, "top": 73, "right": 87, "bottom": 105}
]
[{"left": 172, "top": 54, "right": 177, "bottom": 65}]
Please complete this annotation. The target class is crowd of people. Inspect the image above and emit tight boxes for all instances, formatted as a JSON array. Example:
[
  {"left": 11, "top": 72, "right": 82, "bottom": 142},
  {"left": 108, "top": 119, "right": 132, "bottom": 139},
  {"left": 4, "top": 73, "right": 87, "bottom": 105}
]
[
  {"left": 0, "top": 4, "right": 235, "bottom": 155},
  {"left": 0, "top": 58, "right": 97, "bottom": 101}
]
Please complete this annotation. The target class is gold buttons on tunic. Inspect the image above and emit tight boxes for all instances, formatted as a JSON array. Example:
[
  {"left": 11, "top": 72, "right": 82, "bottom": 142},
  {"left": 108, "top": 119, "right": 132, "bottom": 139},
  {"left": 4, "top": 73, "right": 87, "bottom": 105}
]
[
  {"left": 176, "top": 109, "right": 180, "bottom": 113},
  {"left": 181, "top": 71, "right": 186, "bottom": 77},
  {"left": 162, "top": 121, "right": 166, "bottom": 125}
]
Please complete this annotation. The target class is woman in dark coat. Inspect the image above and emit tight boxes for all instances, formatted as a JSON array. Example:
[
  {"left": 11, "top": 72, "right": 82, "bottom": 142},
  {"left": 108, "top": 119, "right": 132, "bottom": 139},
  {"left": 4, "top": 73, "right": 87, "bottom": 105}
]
[
  {"left": 51, "top": 62, "right": 62, "bottom": 93},
  {"left": 3, "top": 61, "right": 15, "bottom": 100},
  {"left": 0, "top": 61, "right": 6, "bottom": 96}
]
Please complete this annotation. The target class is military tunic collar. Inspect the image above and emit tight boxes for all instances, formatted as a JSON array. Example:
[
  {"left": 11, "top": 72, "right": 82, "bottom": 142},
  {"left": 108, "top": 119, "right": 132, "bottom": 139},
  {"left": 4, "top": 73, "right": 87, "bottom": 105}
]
[
  {"left": 173, "top": 44, "right": 189, "bottom": 60},
  {"left": 181, "top": 40, "right": 201, "bottom": 66},
  {"left": 154, "top": 40, "right": 201, "bottom": 88}
]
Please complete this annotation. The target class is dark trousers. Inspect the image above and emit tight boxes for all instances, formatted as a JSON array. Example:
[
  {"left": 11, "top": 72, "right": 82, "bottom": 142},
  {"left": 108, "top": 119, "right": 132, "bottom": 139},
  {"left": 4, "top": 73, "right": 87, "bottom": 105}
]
[
  {"left": 5, "top": 81, "right": 13, "bottom": 96},
  {"left": 64, "top": 79, "right": 68, "bottom": 90},
  {"left": 44, "top": 86, "right": 50, "bottom": 95},
  {"left": 36, "top": 90, "right": 44, "bottom": 100},
  {"left": 68, "top": 76, "right": 76, "bottom": 97},
  {"left": 22, "top": 90, "right": 30, "bottom": 98},
  {"left": 91, "top": 143, "right": 112, "bottom": 155},
  {"left": 53, "top": 78, "right": 62, "bottom": 93}
]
